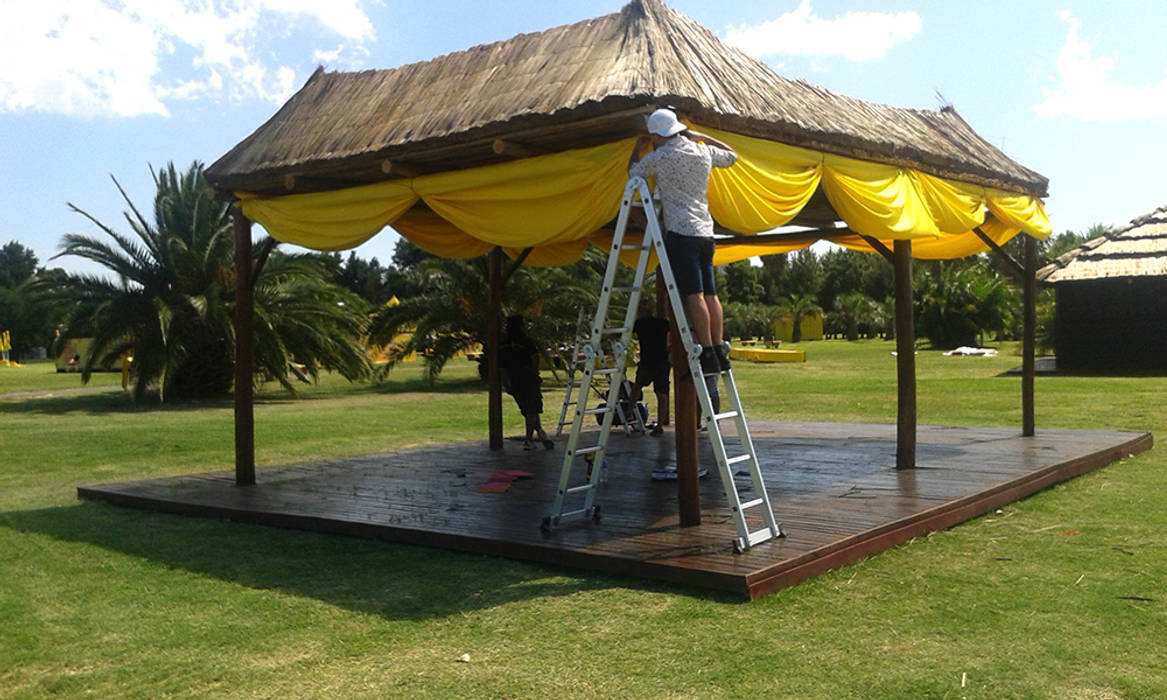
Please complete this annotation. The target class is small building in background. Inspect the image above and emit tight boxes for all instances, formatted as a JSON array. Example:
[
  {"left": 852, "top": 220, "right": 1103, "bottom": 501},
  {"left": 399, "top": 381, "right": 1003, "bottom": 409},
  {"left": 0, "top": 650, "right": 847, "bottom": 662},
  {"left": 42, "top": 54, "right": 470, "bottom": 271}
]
[{"left": 1038, "top": 205, "right": 1167, "bottom": 372}]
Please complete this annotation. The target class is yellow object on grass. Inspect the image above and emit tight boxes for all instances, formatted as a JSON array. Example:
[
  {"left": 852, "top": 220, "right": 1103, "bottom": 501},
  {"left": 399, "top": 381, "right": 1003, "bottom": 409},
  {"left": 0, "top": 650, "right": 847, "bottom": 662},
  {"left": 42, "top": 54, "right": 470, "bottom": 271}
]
[{"left": 729, "top": 347, "right": 806, "bottom": 363}]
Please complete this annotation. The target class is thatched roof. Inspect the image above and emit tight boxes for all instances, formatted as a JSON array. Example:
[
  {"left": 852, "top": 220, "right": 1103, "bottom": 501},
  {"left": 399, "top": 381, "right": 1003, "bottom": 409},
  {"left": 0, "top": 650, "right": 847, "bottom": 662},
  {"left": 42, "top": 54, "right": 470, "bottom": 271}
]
[
  {"left": 205, "top": 0, "right": 1047, "bottom": 204},
  {"left": 1039, "top": 205, "right": 1167, "bottom": 283}
]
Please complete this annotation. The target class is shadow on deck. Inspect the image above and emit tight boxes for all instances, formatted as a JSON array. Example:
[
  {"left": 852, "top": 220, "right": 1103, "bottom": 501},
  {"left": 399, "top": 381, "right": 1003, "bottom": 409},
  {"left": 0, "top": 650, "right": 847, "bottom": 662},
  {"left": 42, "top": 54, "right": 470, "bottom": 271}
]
[{"left": 79, "top": 422, "right": 1152, "bottom": 599}]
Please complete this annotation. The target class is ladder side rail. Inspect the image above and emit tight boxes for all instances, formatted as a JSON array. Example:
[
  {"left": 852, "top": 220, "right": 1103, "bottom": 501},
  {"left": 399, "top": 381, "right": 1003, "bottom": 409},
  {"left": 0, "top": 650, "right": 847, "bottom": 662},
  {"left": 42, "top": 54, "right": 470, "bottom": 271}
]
[
  {"left": 721, "top": 370, "right": 782, "bottom": 537},
  {"left": 556, "top": 307, "right": 591, "bottom": 435},
  {"left": 636, "top": 177, "right": 780, "bottom": 550},
  {"left": 549, "top": 180, "right": 642, "bottom": 521},
  {"left": 580, "top": 208, "right": 656, "bottom": 512}
]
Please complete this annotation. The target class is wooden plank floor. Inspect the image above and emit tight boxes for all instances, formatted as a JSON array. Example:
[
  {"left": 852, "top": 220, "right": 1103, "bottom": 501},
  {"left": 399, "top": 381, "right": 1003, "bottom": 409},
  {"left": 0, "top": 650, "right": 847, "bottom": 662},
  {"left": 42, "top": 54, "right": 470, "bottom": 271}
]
[{"left": 79, "top": 422, "right": 1152, "bottom": 599}]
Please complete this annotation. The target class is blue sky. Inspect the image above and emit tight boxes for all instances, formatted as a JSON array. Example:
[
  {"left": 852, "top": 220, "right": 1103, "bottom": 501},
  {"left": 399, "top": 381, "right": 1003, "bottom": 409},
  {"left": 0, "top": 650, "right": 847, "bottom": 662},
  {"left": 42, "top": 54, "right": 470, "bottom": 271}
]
[{"left": 3, "top": 0, "right": 1166, "bottom": 275}]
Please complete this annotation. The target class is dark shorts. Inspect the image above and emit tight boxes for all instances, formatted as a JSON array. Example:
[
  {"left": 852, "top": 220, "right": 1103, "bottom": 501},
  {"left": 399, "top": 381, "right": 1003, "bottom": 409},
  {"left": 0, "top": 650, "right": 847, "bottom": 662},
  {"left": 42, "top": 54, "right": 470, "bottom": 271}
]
[
  {"left": 634, "top": 360, "right": 670, "bottom": 394},
  {"left": 508, "top": 376, "right": 543, "bottom": 416},
  {"left": 665, "top": 231, "right": 716, "bottom": 296}
]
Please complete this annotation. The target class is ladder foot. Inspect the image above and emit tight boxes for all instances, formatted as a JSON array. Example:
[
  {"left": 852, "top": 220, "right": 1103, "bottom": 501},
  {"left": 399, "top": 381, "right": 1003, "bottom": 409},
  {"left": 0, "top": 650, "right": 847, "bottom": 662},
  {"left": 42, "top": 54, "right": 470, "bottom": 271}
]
[
  {"left": 732, "top": 538, "right": 746, "bottom": 554},
  {"left": 540, "top": 516, "right": 555, "bottom": 534},
  {"left": 591, "top": 505, "right": 602, "bottom": 523}
]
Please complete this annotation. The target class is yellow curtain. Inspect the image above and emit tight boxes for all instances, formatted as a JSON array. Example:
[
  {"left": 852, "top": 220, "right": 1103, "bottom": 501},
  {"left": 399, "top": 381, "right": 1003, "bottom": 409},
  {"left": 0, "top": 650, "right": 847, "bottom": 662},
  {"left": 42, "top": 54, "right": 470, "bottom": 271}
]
[
  {"left": 829, "top": 217, "right": 1021, "bottom": 259},
  {"left": 415, "top": 139, "right": 633, "bottom": 248},
  {"left": 234, "top": 126, "right": 1049, "bottom": 264},
  {"left": 238, "top": 179, "right": 417, "bottom": 251},
  {"left": 704, "top": 128, "right": 822, "bottom": 234}
]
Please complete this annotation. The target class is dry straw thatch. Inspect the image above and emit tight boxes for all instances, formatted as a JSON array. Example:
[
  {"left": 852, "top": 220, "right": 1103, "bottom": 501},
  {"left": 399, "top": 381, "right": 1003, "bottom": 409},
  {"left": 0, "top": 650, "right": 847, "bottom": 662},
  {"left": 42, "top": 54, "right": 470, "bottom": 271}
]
[
  {"left": 1039, "top": 205, "right": 1167, "bottom": 283},
  {"left": 206, "top": 0, "right": 1048, "bottom": 200}
]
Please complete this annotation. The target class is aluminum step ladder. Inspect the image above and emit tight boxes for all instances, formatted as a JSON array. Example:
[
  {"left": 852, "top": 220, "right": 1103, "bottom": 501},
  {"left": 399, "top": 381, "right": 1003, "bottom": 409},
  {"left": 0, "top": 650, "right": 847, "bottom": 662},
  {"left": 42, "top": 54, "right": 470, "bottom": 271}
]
[
  {"left": 542, "top": 176, "right": 784, "bottom": 552},
  {"left": 556, "top": 306, "right": 645, "bottom": 437}
]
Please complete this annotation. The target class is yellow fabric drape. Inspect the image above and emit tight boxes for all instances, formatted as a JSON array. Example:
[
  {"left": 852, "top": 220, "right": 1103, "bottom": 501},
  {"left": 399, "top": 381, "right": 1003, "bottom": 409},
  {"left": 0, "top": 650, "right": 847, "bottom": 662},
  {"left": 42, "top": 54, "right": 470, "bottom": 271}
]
[
  {"left": 238, "top": 179, "right": 418, "bottom": 251},
  {"left": 234, "top": 125, "right": 1050, "bottom": 264},
  {"left": 713, "top": 236, "right": 817, "bottom": 265},
  {"left": 390, "top": 208, "right": 493, "bottom": 259},
  {"left": 829, "top": 217, "right": 1022, "bottom": 259},
  {"left": 415, "top": 139, "right": 633, "bottom": 248},
  {"left": 704, "top": 128, "right": 822, "bottom": 234}
]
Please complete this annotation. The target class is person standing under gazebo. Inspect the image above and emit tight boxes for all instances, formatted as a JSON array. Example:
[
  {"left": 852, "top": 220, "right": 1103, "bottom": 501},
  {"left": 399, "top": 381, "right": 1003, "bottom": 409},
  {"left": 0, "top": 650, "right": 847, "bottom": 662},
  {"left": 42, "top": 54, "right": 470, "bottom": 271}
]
[
  {"left": 627, "top": 108, "right": 737, "bottom": 375},
  {"left": 499, "top": 314, "right": 554, "bottom": 450}
]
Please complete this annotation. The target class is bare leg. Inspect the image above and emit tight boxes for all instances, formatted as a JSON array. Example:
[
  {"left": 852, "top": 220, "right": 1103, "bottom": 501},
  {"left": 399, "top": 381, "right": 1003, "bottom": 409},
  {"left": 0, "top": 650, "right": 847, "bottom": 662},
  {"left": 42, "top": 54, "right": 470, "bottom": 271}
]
[
  {"left": 705, "top": 293, "right": 724, "bottom": 345},
  {"left": 683, "top": 293, "right": 713, "bottom": 347},
  {"left": 656, "top": 391, "right": 669, "bottom": 426}
]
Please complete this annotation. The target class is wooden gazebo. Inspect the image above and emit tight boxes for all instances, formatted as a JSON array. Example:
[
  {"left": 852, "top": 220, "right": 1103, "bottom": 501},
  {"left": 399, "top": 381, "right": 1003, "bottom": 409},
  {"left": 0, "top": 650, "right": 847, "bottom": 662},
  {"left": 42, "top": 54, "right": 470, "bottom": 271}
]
[{"left": 205, "top": 0, "right": 1052, "bottom": 522}]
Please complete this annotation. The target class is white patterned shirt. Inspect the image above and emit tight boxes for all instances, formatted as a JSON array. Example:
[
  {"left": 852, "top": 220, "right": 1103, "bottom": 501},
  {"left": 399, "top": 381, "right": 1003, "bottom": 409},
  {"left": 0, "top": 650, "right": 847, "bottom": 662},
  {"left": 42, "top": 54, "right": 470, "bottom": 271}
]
[{"left": 629, "top": 135, "right": 737, "bottom": 238}]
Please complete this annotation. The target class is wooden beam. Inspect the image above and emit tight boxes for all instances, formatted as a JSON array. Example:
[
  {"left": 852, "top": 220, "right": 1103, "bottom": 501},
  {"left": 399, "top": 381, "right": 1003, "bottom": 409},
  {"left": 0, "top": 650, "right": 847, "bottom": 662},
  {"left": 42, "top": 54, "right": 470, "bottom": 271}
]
[
  {"left": 232, "top": 208, "right": 256, "bottom": 486},
  {"left": 670, "top": 308, "right": 701, "bottom": 526},
  {"left": 502, "top": 247, "right": 533, "bottom": 284},
  {"left": 1022, "top": 235, "right": 1037, "bottom": 437},
  {"left": 283, "top": 174, "right": 296, "bottom": 191},
  {"left": 973, "top": 227, "right": 1025, "bottom": 280},
  {"left": 858, "top": 234, "right": 895, "bottom": 263},
  {"left": 488, "top": 247, "right": 504, "bottom": 450},
  {"left": 380, "top": 159, "right": 421, "bottom": 178},
  {"left": 492, "top": 139, "right": 542, "bottom": 159},
  {"left": 894, "top": 239, "right": 916, "bottom": 470},
  {"left": 251, "top": 235, "right": 277, "bottom": 288}
]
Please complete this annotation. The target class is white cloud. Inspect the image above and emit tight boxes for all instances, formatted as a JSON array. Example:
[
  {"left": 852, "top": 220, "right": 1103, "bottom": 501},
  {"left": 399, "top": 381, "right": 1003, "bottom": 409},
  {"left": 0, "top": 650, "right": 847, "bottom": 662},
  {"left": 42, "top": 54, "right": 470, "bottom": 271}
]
[
  {"left": 0, "top": 0, "right": 375, "bottom": 119},
  {"left": 1035, "top": 11, "right": 1167, "bottom": 121},
  {"left": 723, "top": 0, "right": 921, "bottom": 63}
]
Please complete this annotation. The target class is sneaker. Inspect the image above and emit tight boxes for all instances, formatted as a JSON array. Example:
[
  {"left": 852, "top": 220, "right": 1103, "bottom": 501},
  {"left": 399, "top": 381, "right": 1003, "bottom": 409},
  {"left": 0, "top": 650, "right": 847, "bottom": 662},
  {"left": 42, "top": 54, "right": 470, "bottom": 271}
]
[
  {"left": 522, "top": 440, "right": 536, "bottom": 451},
  {"left": 699, "top": 346, "right": 720, "bottom": 375},
  {"left": 714, "top": 342, "right": 732, "bottom": 372}
]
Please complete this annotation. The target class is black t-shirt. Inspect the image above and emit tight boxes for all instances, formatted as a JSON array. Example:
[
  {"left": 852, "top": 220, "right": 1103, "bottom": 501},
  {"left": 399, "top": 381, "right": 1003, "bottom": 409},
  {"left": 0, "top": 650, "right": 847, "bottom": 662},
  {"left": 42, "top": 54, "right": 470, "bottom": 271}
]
[{"left": 634, "top": 316, "right": 669, "bottom": 364}]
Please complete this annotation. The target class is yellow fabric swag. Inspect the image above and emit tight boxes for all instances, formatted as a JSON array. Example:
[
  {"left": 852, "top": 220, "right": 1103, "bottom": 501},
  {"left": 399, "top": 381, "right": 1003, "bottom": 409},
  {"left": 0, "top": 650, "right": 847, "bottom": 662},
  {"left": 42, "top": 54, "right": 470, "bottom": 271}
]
[{"left": 236, "top": 125, "right": 1050, "bottom": 265}]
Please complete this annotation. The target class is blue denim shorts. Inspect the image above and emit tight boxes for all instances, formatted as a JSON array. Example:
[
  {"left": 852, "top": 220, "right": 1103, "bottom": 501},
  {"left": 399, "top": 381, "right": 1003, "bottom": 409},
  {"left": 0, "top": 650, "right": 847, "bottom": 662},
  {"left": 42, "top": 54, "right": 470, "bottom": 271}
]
[{"left": 664, "top": 232, "right": 716, "bottom": 296}]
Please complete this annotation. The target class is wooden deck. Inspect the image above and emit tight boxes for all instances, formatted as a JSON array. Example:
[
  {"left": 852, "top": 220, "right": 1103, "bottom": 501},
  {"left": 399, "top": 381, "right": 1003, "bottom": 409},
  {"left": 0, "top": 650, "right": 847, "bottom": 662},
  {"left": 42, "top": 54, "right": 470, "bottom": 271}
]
[{"left": 79, "top": 422, "right": 1152, "bottom": 599}]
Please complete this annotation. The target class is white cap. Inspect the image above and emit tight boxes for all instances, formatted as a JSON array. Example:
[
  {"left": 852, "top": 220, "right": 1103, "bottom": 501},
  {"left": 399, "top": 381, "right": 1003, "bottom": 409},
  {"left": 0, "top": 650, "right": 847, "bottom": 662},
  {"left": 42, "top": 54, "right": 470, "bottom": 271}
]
[{"left": 646, "top": 108, "right": 687, "bottom": 137}]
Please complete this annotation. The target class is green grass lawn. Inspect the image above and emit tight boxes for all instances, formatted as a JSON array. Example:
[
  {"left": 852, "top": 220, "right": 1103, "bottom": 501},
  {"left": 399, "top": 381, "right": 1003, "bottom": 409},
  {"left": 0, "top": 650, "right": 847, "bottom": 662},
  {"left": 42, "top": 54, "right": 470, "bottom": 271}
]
[{"left": 2, "top": 345, "right": 1164, "bottom": 698}]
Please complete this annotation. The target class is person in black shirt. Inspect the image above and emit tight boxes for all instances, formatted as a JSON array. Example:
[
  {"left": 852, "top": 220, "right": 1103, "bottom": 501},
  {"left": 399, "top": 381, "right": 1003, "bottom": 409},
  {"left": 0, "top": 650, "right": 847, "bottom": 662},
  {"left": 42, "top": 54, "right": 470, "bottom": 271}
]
[
  {"left": 632, "top": 302, "right": 670, "bottom": 435},
  {"left": 499, "top": 314, "right": 553, "bottom": 450}
]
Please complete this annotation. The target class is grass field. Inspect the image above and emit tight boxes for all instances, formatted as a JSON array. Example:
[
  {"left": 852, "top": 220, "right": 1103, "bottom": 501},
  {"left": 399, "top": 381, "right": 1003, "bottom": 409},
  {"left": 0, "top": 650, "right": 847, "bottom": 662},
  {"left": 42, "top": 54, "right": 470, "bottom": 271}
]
[{"left": 2, "top": 343, "right": 1164, "bottom": 698}]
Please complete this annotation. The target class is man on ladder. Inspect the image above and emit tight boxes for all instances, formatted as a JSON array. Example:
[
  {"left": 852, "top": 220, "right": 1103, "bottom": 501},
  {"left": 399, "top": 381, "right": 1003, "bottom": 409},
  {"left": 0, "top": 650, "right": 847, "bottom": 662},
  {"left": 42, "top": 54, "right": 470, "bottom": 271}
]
[
  {"left": 544, "top": 107, "right": 782, "bottom": 552},
  {"left": 628, "top": 108, "right": 737, "bottom": 375}
]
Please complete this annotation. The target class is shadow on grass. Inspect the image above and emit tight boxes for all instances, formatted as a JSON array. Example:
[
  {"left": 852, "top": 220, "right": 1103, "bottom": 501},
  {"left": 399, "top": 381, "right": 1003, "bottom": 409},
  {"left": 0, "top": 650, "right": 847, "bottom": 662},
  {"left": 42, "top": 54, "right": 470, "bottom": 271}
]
[
  {"left": 1, "top": 375, "right": 488, "bottom": 416},
  {"left": 1, "top": 502, "right": 737, "bottom": 620}
]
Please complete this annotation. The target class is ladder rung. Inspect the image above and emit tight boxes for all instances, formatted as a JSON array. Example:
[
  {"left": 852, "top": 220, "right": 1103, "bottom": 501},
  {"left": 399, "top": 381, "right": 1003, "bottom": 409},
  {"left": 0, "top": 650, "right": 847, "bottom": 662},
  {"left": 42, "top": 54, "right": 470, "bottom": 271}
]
[
  {"left": 583, "top": 406, "right": 611, "bottom": 416},
  {"left": 739, "top": 497, "right": 765, "bottom": 511},
  {"left": 726, "top": 454, "right": 751, "bottom": 466},
  {"left": 747, "top": 528, "right": 777, "bottom": 546},
  {"left": 565, "top": 484, "right": 595, "bottom": 496},
  {"left": 712, "top": 410, "right": 740, "bottom": 421},
  {"left": 601, "top": 326, "right": 629, "bottom": 335},
  {"left": 592, "top": 367, "right": 621, "bottom": 376},
  {"left": 611, "top": 285, "right": 640, "bottom": 293},
  {"left": 620, "top": 244, "right": 649, "bottom": 250},
  {"left": 572, "top": 445, "right": 604, "bottom": 456}
]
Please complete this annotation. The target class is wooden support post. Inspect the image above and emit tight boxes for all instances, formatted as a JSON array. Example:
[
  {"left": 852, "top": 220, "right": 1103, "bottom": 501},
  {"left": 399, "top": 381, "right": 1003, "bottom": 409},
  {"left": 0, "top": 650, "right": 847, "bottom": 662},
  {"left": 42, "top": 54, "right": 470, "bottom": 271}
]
[
  {"left": 655, "top": 272, "right": 669, "bottom": 426},
  {"left": 893, "top": 239, "right": 916, "bottom": 470},
  {"left": 487, "top": 247, "right": 504, "bottom": 449},
  {"left": 232, "top": 208, "right": 256, "bottom": 486},
  {"left": 1022, "top": 235, "right": 1037, "bottom": 437},
  {"left": 669, "top": 308, "right": 701, "bottom": 526}
]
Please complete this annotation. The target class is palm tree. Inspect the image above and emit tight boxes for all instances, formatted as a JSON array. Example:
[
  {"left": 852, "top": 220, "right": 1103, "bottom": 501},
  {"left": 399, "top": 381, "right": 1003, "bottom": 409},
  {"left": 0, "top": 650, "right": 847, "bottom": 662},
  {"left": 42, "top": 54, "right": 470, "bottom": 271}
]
[
  {"left": 775, "top": 293, "right": 821, "bottom": 343},
  {"left": 49, "top": 161, "right": 372, "bottom": 401},
  {"left": 834, "top": 292, "right": 872, "bottom": 342},
  {"left": 368, "top": 246, "right": 603, "bottom": 385}
]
